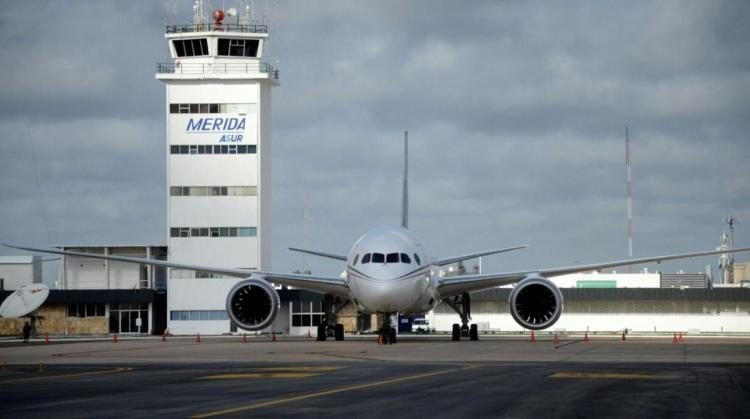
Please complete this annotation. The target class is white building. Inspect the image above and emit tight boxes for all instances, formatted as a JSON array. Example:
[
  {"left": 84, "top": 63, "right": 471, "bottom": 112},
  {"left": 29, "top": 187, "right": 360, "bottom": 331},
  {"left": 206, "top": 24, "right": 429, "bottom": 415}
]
[
  {"left": 156, "top": 14, "right": 278, "bottom": 335},
  {"left": 0, "top": 256, "right": 41, "bottom": 290}
]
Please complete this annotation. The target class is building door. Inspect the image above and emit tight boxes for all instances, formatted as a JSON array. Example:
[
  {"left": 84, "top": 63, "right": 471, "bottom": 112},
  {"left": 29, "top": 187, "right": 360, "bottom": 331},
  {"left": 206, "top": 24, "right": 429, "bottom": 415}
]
[{"left": 109, "top": 303, "right": 150, "bottom": 334}]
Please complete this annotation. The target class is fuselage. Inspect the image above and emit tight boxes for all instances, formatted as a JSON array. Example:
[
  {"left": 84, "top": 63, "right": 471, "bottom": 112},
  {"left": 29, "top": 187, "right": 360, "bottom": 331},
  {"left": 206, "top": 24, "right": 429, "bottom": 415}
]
[{"left": 345, "top": 226, "right": 441, "bottom": 314}]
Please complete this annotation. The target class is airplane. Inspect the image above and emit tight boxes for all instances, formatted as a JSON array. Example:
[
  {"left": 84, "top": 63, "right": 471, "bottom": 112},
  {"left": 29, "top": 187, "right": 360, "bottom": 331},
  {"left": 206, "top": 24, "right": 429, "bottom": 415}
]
[{"left": 6, "top": 135, "right": 750, "bottom": 342}]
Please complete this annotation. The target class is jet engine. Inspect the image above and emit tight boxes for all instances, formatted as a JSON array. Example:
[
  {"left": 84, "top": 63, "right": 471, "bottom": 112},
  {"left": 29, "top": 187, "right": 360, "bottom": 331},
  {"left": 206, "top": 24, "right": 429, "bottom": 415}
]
[
  {"left": 508, "top": 275, "right": 563, "bottom": 330},
  {"left": 226, "top": 276, "right": 280, "bottom": 331}
]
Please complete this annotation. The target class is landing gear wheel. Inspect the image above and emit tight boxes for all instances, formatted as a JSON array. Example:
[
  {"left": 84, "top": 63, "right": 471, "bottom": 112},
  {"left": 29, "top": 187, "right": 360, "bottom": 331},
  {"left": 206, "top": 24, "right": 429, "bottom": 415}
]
[
  {"left": 452, "top": 323, "right": 460, "bottom": 341},
  {"left": 380, "top": 329, "right": 389, "bottom": 345},
  {"left": 461, "top": 324, "right": 469, "bottom": 337},
  {"left": 469, "top": 324, "right": 478, "bottom": 341},
  {"left": 317, "top": 324, "right": 327, "bottom": 341},
  {"left": 389, "top": 327, "right": 397, "bottom": 344},
  {"left": 334, "top": 324, "right": 345, "bottom": 341}
]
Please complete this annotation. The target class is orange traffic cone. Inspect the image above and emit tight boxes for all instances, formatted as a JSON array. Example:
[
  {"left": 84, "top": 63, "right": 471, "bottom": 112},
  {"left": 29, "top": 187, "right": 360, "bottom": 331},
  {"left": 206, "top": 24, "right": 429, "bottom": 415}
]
[
  {"left": 583, "top": 332, "right": 590, "bottom": 343},
  {"left": 112, "top": 334, "right": 118, "bottom": 343},
  {"left": 530, "top": 330, "right": 536, "bottom": 343},
  {"left": 553, "top": 333, "right": 560, "bottom": 345},
  {"left": 378, "top": 333, "right": 384, "bottom": 345},
  {"left": 242, "top": 334, "right": 247, "bottom": 343},
  {"left": 271, "top": 332, "right": 276, "bottom": 342},
  {"left": 678, "top": 332, "right": 684, "bottom": 343},
  {"left": 195, "top": 333, "right": 201, "bottom": 343}
]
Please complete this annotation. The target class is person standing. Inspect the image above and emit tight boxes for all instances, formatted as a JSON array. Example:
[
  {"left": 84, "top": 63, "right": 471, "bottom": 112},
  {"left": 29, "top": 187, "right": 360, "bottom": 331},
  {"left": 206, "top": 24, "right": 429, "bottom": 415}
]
[{"left": 22, "top": 322, "right": 31, "bottom": 343}]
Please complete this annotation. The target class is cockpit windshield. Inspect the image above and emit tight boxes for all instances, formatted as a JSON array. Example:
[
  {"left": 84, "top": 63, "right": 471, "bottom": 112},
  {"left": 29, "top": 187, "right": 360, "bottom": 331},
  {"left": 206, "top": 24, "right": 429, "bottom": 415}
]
[{"left": 360, "top": 252, "right": 417, "bottom": 265}]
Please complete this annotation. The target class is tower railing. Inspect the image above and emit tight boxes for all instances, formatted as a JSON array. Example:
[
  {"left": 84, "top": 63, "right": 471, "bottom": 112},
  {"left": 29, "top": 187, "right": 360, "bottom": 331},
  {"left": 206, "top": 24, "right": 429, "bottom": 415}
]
[
  {"left": 157, "top": 62, "right": 279, "bottom": 79},
  {"left": 166, "top": 23, "right": 268, "bottom": 34}
]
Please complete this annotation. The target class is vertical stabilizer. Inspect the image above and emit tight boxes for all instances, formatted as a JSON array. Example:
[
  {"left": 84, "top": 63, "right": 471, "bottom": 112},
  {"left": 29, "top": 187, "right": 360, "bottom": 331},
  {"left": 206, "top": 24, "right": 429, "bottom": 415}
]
[{"left": 402, "top": 131, "right": 409, "bottom": 229}]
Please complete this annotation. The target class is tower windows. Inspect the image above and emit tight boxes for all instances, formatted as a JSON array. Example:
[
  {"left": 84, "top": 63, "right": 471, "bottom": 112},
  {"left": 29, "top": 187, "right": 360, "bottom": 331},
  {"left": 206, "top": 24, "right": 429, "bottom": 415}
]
[
  {"left": 169, "top": 103, "right": 256, "bottom": 114},
  {"left": 170, "top": 186, "right": 257, "bottom": 197},
  {"left": 170, "top": 144, "right": 257, "bottom": 154},
  {"left": 173, "top": 38, "right": 209, "bottom": 57},
  {"left": 170, "top": 226, "right": 257, "bottom": 238},
  {"left": 217, "top": 38, "right": 259, "bottom": 57}
]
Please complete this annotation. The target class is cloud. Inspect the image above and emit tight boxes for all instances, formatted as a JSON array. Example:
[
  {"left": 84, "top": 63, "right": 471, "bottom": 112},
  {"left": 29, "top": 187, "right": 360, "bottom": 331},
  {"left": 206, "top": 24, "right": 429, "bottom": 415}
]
[{"left": 0, "top": 0, "right": 748, "bottom": 283}]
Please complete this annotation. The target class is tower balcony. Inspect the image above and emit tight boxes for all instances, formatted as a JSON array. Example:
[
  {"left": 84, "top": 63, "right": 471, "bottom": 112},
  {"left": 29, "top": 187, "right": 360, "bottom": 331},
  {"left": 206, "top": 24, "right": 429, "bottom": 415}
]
[
  {"left": 166, "top": 23, "right": 268, "bottom": 34},
  {"left": 156, "top": 61, "right": 279, "bottom": 81}
]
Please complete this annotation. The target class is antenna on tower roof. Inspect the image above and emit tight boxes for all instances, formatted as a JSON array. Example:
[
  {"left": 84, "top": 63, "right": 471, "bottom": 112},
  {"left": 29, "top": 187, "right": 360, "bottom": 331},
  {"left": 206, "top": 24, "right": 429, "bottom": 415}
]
[
  {"left": 626, "top": 127, "right": 633, "bottom": 268},
  {"left": 193, "top": 0, "right": 207, "bottom": 25}
]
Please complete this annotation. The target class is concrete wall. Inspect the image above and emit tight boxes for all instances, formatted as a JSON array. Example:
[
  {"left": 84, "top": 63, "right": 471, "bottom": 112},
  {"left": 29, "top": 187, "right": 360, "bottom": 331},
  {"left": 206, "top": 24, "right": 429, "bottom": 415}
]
[{"left": 0, "top": 304, "right": 108, "bottom": 336}]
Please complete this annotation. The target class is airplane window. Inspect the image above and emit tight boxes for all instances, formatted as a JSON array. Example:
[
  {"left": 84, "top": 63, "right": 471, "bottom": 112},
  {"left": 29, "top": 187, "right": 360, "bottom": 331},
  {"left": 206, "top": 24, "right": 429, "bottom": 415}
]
[
  {"left": 400, "top": 253, "right": 411, "bottom": 264},
  {"left": 372, "top": 253, "right": 385, "bottom": 263},
  {"left": 362, "top": 253, "right": 371, "bottom": 264},
  {"left": 353, "top": 254, "right": 359, "bottom": 266},
  {"left": 414, "top": 254, "right": 421, "bottom": 265},
  {"left": 386, "top": 253, "right": 399, "bottom": 264}
]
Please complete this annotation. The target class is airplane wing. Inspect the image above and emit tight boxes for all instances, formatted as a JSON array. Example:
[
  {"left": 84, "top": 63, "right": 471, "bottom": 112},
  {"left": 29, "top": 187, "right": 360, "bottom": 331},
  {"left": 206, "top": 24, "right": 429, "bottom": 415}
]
[
  {"left": 438, "top": 246, "right": 750, "bottom": 297},
  {"left": 3, "top": 244, "right": 350, "bottom": 297},
  {"left": 288, "top": 247, "right": 348, "bottom": 261},
  {"left": 434, "top": 245, "right": 528, "bottom": 267}
]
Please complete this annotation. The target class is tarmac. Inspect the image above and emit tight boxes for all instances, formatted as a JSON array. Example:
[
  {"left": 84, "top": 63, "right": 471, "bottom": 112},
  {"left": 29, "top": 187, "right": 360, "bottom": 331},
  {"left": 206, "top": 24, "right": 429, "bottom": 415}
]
[{"left": 1, "top": 334, "right": 749, "bottom": 418}]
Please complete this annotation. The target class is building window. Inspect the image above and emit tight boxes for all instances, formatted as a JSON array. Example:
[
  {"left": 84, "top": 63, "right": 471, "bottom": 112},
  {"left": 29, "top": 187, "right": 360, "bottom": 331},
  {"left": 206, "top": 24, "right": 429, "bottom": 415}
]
[
  {"left": 170, "top": 186, "right": 257, "bottom": 196},
  {"left": 67, "top": 303, "right": 106, "bottom": 318},
  {"left": 170, "top": 310, "right": 229, "bottom": 321},
  {"left": 291, "top": 301, "right": 324, "bottom": 327},
  {"left": 173, "top": 38, "right": 209, "bottom": 57},
  {"left": 170, "top": 144, "right": 257, "bottom": 155},
  {"left": 170, "top": 226, "right": 257, "bottom": 238},
  {"left": 217, "top": 38, "right": 259, "bottom": 57},
  {"left": 169, "top": 103, "right": 255, "bottom": 114}
]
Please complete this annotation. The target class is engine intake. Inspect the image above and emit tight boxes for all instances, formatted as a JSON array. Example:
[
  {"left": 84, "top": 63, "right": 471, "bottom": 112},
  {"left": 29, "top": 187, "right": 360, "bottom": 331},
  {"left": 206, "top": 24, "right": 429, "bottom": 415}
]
[
  {"left": 509, "top": 275, "right": 563, "bottom": 330},
  {"left": 226, "top": 276, "right": 280, "bottom": 331}
]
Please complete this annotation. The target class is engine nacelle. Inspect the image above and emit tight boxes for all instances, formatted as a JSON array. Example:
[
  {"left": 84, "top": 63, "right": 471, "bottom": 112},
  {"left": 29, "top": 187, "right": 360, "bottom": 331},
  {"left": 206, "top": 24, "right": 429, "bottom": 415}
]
[
  {"left": 509, "top": 275, "right": 563, "bottom": 330},
  {"left": 226, "top": 276, "right": 280, "bottom": 331}
]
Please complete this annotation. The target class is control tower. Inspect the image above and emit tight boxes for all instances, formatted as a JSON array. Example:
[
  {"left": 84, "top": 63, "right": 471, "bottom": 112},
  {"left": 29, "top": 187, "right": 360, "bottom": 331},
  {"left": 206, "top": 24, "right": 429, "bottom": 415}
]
[{"left": 156, "top": 3, "right": 278, "bottom": 335}]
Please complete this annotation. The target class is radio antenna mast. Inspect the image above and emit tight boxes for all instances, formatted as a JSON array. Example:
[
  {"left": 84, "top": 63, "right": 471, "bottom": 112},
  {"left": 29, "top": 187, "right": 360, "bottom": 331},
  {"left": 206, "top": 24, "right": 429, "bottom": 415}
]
[{"left": 626, "top": 127, "right": 633, "bottom": 267}]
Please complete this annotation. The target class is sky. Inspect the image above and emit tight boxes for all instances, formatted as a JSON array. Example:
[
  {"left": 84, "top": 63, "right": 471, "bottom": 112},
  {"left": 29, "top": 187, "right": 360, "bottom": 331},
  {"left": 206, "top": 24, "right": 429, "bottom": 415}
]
[{"left": 0, "top": 0, "right": 748, "bottom": 284}]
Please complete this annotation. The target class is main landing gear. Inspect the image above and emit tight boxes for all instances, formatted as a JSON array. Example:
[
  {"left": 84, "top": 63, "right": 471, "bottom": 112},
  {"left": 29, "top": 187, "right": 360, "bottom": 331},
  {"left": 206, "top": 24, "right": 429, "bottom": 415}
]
[
  {"left": 317, "top": 294, "right": 348, "bottom": 341},
  {"left": 444, "top": 292, "right": 479, "bottom": 341}
]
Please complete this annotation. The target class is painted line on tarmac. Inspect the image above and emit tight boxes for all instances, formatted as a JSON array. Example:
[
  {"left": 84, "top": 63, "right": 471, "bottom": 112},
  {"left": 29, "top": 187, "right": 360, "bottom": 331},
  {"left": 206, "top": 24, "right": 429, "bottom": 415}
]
[
  {"left": 253, "top": 366, "right": 345, "bottom": 372},
  {"left": 0, "top": 367, "right": 133, "bottom": 384},
  {"left": 554, "top": 339, "right": 586, "bottom": 349},
  {"left": 550, "top": 372, "right": 671, "bottom": 380},
  {"left": 196, "top": 366, "right": 346, "bottom": 380},
  {"left": 198, "top": 372, "right": 323, "bottom": 379},
  {"left": 190, "top": 364, "right": 476, "bottom": 418}
]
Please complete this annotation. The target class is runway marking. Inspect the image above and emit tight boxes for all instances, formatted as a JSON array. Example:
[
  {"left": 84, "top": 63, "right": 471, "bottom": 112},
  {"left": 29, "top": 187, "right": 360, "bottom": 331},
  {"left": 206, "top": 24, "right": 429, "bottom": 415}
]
[
  {"left": 197, "top": 366, "right": 345, "bottom": 380},
  {"left": 199, "top": 372, "right": 322, "bottom": 379},
  {"left": 191, "top": 365, "right": 474, "bottom": 418},
  {"left": 550, "top": 372, "right": 669, "bottom": 380},
  {"left": 254, "top": 366, "right": 344, "bottom": 372},
  {"left": 0, "top": 367, "right": 133, "bottom": 384}
]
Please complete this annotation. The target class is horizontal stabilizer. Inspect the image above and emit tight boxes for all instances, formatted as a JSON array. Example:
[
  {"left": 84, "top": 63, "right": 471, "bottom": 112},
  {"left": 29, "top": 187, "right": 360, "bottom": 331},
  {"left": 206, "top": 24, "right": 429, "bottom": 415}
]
[{"left": 435, "top": 245, "right": 528, "bottom": 267}]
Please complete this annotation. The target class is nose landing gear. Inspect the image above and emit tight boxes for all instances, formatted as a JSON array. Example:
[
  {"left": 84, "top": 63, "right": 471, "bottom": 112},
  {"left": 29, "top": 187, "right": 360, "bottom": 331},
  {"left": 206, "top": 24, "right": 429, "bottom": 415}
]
[{"left": 377, "top": 313, "right": 398, "bottom": 345}]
